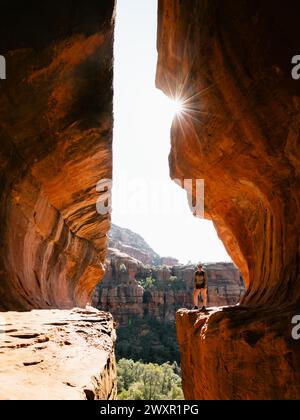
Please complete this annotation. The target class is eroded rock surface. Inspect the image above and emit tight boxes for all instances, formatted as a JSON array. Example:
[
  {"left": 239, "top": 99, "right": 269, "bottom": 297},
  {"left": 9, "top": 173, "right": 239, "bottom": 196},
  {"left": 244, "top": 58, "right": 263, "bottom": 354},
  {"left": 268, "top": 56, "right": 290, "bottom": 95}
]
[
  {"left": 0, "top": 1, "right": 114, "bottom": 310},
  {"left": 0, "top": 308, "right": 117, "bottom": 400},
  {"left": 156, "top": 0, "right": 300, "bottom": 400},
  {"left": 177, "top": 307, "right": 300, "bottom": 400}
]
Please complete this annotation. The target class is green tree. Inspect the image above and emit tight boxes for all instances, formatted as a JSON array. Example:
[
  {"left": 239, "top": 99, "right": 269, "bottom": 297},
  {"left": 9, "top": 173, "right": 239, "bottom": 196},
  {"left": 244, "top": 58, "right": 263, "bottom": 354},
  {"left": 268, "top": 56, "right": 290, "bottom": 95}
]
[
  {"left": 119, "top": 263, "right": 127, "bottom": 273},
  {"left": 117, "top": 359, "right": 184, "bottom": 400},
  {"left": 169, "top": 275, "right": 185, "bottom": 291},
  {"left": 137, "top": 276, "right": 156, "bottom": 289},
  {"left": 116, "top": 315, "right": 180, "bottom": 364}
]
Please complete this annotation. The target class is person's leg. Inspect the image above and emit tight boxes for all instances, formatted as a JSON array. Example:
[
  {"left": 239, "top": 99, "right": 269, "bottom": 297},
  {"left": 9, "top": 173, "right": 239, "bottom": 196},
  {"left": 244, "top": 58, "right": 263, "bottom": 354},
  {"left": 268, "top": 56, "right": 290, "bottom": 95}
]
[
  {"left": 200, "top": 288, "right": 207, "bottom": 308},
  {"left": 193, "top": 289, "right": 200, "bottom": 307}
]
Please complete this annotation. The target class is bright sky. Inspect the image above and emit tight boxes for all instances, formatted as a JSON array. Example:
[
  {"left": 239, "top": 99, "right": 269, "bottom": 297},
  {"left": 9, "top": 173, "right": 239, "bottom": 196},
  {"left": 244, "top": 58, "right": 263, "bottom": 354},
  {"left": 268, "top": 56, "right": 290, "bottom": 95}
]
[{"left": 112, "top": 0, "right": 231, "bottom": 264}]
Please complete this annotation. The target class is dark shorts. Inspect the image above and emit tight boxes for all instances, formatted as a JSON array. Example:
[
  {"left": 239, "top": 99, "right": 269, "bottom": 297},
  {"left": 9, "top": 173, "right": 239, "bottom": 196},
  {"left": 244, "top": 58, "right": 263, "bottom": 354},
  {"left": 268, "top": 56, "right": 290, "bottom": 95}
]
[{"left": 195, "top": 283, "right": 206, "bottom": 290}]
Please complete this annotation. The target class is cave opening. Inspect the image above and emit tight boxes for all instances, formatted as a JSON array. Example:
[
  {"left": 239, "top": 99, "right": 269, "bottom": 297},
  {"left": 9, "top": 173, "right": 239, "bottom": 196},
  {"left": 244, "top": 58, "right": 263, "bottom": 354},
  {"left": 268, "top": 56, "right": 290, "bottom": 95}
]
[
  {"left": 96, "top": 0, "right": 246, "bottom": 401},
  {"left": 2, "top": 0, "right": 299, "bottom": 402},
  {"left": 112, "top": 0, "right": 232, "bottom": 265}
]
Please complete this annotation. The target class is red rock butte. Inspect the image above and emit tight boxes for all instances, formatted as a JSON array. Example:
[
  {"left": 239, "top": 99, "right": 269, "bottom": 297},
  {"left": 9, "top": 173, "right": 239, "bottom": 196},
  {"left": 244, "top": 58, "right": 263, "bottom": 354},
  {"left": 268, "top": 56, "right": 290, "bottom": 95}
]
[{"left": 156, "top": 0, "right": 300, "bottom": 399}]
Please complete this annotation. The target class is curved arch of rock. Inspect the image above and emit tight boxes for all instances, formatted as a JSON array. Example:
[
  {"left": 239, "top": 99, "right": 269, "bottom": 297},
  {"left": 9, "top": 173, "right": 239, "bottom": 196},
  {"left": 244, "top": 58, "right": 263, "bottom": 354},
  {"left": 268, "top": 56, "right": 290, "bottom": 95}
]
[
  {"left": 156, "top": 0, "right": 300, "bottom": 400},
  {"left": 0, "top": 1, "right": 115, "bottom": 310}
]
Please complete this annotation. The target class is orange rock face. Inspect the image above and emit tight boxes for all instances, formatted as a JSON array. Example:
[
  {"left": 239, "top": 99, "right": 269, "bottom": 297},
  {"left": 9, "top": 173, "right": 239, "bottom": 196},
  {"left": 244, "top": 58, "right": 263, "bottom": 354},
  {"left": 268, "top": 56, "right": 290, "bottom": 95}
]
[
  {"left": 177, "top": 307, "right": 300, "bottom": 400},
  {"left": 0, "top": 2, "right": 114, "bottom": 310},
  {"left": 156, "top": 0, "right": 300, "bottom": 399}
]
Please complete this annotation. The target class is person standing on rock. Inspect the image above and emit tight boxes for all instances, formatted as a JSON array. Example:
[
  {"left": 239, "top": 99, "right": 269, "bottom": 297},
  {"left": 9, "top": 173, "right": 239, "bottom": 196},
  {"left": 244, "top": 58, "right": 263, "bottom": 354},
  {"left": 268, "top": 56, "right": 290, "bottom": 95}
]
[{"left": 193, "top": 263, "right": 208, "bottom": 311}]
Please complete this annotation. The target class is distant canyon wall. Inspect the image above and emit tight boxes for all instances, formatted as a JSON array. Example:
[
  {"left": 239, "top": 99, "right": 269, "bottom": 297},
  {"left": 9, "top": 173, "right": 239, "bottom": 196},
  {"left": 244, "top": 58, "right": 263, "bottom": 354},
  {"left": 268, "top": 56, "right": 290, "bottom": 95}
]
[
  {"left": 109, "top": 224, "right": 179, "bottom": 266},
  {"left": 93, "top": 248, "right": 244, "bottom": 326}
]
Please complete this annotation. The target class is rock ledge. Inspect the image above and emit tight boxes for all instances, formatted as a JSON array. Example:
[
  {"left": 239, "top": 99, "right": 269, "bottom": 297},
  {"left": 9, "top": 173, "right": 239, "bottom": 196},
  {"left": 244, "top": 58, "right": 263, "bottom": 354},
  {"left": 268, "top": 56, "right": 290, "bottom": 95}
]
[{"left": 0, "top": 307, "right": 117, "bottom": 400}]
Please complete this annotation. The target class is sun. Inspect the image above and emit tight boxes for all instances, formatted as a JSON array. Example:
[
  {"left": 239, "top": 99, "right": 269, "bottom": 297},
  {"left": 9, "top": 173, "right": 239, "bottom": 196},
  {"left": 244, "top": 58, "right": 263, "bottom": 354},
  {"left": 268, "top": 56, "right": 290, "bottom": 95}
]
[{"left": 169, "top": 97, "right": 183, "bottom": 116}]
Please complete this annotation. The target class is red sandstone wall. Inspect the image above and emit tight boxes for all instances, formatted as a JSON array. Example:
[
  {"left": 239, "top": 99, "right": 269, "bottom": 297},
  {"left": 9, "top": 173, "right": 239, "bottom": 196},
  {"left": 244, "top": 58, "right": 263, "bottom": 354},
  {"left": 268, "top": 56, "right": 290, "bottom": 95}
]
[
  {"left": 156, "top": 0, "right": 300, "bottom": 306},
  {"left": 0, "top": 2, "right": 115, "bottom": 310},
  {"left": 156, "top": 0, "right": 300, "bottom": 400}
]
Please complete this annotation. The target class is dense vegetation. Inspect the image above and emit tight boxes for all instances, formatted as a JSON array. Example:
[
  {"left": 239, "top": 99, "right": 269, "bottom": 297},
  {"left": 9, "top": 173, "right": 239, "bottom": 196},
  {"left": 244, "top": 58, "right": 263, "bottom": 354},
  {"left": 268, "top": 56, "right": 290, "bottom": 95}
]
[
  {"left": 116, "top": 315, "right": 180, "bottom": 364},
  {"left": 136, "top": 274, "right": 186, "bottom": 292},
  {"left": 117, "top": 359, "right": 184, "bottom": 400}
]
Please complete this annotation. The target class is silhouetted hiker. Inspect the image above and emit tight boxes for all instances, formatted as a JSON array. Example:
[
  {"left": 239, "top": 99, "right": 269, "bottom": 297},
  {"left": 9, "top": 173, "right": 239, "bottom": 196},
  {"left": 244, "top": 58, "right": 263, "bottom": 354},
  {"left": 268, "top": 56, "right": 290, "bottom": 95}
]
[{"left": 193, "top": 263, "right": 207, "bottom": 311}]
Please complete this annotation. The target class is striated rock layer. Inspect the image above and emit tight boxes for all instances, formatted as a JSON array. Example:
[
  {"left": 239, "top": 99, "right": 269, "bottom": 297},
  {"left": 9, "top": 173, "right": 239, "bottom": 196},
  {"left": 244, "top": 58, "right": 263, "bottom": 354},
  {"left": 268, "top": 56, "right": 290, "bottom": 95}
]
[
  {"left": 94, "top": 248, "right": 244, "bottom": 326},
  {"left": 0, "top": 308, "right": 117, "bottom": 400},
  {"left": 157, "top": 0, "right": 300, "bottom": 399},
  {"left": 0, "top": 2, "right": 115, "bottom": 310}
]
